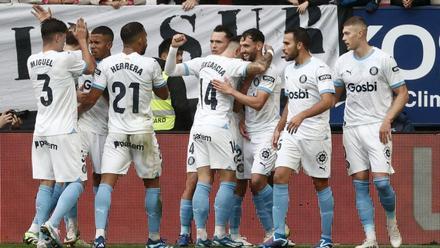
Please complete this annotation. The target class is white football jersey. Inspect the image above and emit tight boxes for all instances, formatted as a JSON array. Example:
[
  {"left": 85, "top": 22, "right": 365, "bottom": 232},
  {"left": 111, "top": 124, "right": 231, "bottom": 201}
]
[
  {"left": 183, "top": 55, "right": 250, "bottom": 129},
  {"left": 283, "top": 57, "right": 335, "bottom": 140},
  {"left": 93, "top": 52, "right": 166, "bottom": 134},
  {"left": 27, "top": 50, "right": 86, "bottom": 136},
  {"left": 334, "top": 47, "right": 405, "bottom": 127},
  {"left": 78, "top": 73, "right": 108, "bottom": 135},
  {"left": 245, "top": 65, "right": 281, "bottom": 138}
]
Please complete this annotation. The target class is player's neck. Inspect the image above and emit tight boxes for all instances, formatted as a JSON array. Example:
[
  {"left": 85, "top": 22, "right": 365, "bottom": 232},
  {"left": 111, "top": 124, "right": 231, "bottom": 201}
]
[
  {"left": 42, "top": 42, "right": 61, "bottom": 53},
  {"left": 353, "top": 42, "right": 373, "bottom": 59},
  {"left": 122, "top": 46, "right": 137, "bottom": 55},
  {"left": 294, "top": 51, "right": 311, "bottom": 65}
]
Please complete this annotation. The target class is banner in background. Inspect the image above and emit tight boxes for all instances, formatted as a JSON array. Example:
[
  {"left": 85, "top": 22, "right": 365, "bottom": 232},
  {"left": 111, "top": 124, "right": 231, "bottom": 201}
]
[
  {"left": 0, "top": 4, "right": 339, "bottom": 111},
  {"left": 331, "top": 7, "right": 440, "bottom": 126}
]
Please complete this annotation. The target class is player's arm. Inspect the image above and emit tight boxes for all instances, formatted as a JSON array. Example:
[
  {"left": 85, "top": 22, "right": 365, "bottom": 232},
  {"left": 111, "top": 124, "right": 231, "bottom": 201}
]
[
  {"left": 333, "top": 83, "right": 345, "bottom": 107},
  {"left": 152, "top": 60, "right": 169, "bottom": 100},
  {"left": 73, "top": 18, "right": 96, "bottom": 75},
  {"left": 153, "top": 85, "right": 169, "bottom": 100},
  {"left": 212, "top": 79, "right": 270, "bottom": 111},
  {"left": 246, "top": 46, "right": 274, "bottom": 77},
  {"left": 272, "top": 102, "right": 288, "bottom": 148},
  {"left": 164, "top": 34, "right": 189, "bottom": 77},
  {"left": 78, "top": 88, "right": 103, "bottom": 115}
]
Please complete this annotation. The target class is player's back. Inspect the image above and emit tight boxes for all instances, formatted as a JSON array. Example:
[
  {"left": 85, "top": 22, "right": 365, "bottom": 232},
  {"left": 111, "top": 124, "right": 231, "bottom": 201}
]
[
  {"left": 284, "top": 57, "right": 334, "bottom": 140},
  {"left": 193, "top": 55, "right": 249, "bottom": 129},
  {"left": 96, "top": 52, "right": 165, "bottom": 134},
  {"left": 27, "top": 50, "right": 85, "bottom": 136}
]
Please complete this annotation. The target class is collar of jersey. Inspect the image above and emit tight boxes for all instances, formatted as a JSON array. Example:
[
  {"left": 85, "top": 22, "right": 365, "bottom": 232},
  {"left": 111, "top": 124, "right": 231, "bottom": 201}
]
[
  {"left": 293, "top": 57, "right": 312, "bottom": 69},
  {"left": 353, "top": 47, "right": 375, "bottom": 61}
]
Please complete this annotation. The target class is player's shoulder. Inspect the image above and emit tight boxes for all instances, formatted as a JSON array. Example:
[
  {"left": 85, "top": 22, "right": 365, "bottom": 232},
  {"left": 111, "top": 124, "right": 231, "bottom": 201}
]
[
  {"left": 336, "top": 50, "right": 354, "bottom": 62},
  {"left": 310, "top": 56, "right": 330, "bottom": 69},
  {"left": 371, "top": 47, "right": 394, "bottom": 62}
]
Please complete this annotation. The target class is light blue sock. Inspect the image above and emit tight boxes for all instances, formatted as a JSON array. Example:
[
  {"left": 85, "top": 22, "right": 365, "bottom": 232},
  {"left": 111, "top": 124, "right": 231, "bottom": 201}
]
[
  {"left": 253, "top": 185, "right": 273, "bottom": 232},
  {"left": 36, "top": 185, "right": 54, "bottom": 239},
  {"left": 192, "top": 182, "right": 211, "bottom": 229},
  {"left": 229, "top": 194, "right": 243, "bottom": 235},
  {"left": 95, "top": 183, "right": 113, "bottom": 230},
  {"left": 353, "top": 180, "right": 375, "bottom": 235},
  {"left": 180, "top": 199, "right": 193, "bottom": 235},
  {"left": 32, "top": 216, "right": 38, "bottom": 224},
  {"left": 146, "top": 188, "right": 162, "bottom": 234},
  {"left": 93, "top": 186, "right": 99, "bottom": 195},
  {"left": 50, "top": 183, "right": 64, "bottom": 211},
  {"left": 373, "top": 177, "right": 396, "bottom": 219},
  {"left": 214, "top": 182, "right": 236, "bottom": 227},
  {"left": 48, "top": 181, "right": 83, "bottom": 228},
  {"left": 317, "top": 187, "right": 334, "bottom": 240},
  {"left": 64, "top": 202, "right": 78, "bottom": 230},
  {"left": 273, "top": 184, "right": 289, "bottom": 236}
]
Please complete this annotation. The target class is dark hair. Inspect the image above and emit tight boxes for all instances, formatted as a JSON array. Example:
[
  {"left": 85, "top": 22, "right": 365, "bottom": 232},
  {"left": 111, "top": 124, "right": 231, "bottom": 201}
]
[
  {"left": 92, "top": 26, "right": 114, "bottom": 42},
  {"left": 285, "top": 27, "right": 310, "bottom": 50},
  {"left": 230, "top": 35, "right": 242, "bottom": 44},
  {"left": 343, "top": 16, "right": 367, "bottom": 28},
  {"left": 213, "top": 25, "right": 234, "bottom": 41},
  {"left": 158, "top": 38, "right": 172, "bottom": 57},
  {"left": 120, "top": 22, "right": 145, "bottom": 44},
  {"left": 41, "top": 18, "right": 67, "bottom": 42},
  {"left": 241, "top": 28, "right": 265, "bottom": 43}
]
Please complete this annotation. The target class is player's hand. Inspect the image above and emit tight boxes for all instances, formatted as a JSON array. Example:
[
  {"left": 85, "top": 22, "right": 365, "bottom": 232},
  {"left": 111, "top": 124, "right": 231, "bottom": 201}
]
[
  {"left": 286, "top": 113, "right": 305, "bottom": 134},
  {"left": 111, "top": 1, "right": 123, "bottom": 9},
  {"left": 379, "top": 119, "right": 392, "bottom": 144},
  {"left": 263, "top": 45, "right": 274, "bottom": 56},
  {"left": 272, "top": 128, "right": 281, "bottom": 149},
  {"left": 212, "top": 78, "right": 234, "bottom": 95},
  {"left": 171, "top": 34, "right": 187, "bottom": 48},
  {"left": 77, "top": 90, "right": 88, "bottom": 104},
  {"left": 31, "top": 5, "right": 52, "bottom": 23},
  {"left": 73, "top": 18, "right": 88, "bottom": 42},
  {"left": 239, "top": 118, "right": 250, "bottom": 141},
  {"left": 0, "top": 111, "right": 13, "bottom": 128},
  {"left": 297, "top": 1, "right": 309, "bottom": 14},
  {"left": 182, "top": 0, "right": 198, "bottom": 11}
]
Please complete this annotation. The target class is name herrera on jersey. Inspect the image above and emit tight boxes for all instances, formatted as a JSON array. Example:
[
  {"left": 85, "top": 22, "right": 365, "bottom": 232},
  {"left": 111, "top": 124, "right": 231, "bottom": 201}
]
[
  {"left": 30, "top": 59, "right": 53, "bottom": 68},
  {"left": 110, "top": 62, "right": 143, "bottom": 76},
  {"left": 201, "top": 61, "right": 225, "bottom": 76}
]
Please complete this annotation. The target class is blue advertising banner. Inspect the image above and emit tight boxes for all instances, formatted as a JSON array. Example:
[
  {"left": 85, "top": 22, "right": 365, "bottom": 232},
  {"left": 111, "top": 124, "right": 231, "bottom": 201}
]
[{"left": 331, "top": 7, "right": 440, "bottom": 126}]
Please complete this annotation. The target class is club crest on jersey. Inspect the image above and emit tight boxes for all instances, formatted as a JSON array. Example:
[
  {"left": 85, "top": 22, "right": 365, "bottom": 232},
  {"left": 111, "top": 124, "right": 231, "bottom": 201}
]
[
  {"left": 383, "top": 146, "right": 391, "bottom": 160},
  {"left": 259, "top": 148, "right": 272, "bottom": 161},
  {"left": 299, "top": 74, "right": 307, "bottom": 84},
  {"left": 369, "top": 66, "right": 379, "bottom": 75},
  {"left": 236, "top": 163, "right": 244, "bottom": 173},
  {"left": 316, "top": 151, "right": 328, "bottom": 166},
  {"left": 187, "top": 156, "right": 195, "bottom": 165},
  {"left": 253, "top": 77, "right": 260, "bottom": 87}
]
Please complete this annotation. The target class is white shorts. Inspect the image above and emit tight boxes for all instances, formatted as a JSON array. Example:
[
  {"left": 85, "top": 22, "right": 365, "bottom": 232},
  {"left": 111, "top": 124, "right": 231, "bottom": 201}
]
[
  {"left": 343, "top": 122, "right": 394, "bottom": 175},
  {"left": 230, "top": 114, "right": 245, "bottom": 179},
  {"left": 32, "top": 133, "right": 87, "bottom": 182},
  {"left": 188, "top": 125, "right": 238, "bottom": 171},
  {"left": 80, "top": 131, "right": 106, "bottom": 174},
  {"left": 241, "top": 135, "right": 277, "bottom": 180},
  {"left": 101, "top": 133, "right": 162, "bottom": 179},
  {"left": 275, "top": 131, "right": 332, "bottom": 178}
]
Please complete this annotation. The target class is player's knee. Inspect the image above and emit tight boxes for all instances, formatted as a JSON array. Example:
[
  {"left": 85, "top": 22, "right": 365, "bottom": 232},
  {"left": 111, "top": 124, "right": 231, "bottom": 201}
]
[
  {"left": 143, "top": 177, "right": 160, "bottom": 188},
  {"left": 312, "top": 178, "right": 329, "bottom": 191},
  {"left": 373, "top": 177, "right": 393, "bottom": 194},
  {"left": 250, "top": 177, "right": 266, "bottom": 194},
  {"left": 273, "top": 171, "right": 288, "bottom": 184}
]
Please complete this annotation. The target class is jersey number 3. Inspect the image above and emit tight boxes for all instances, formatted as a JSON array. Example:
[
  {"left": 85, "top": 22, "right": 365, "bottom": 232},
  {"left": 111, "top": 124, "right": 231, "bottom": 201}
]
[{"left": 38, "top": 74, "right": 52, "bottom": 106}]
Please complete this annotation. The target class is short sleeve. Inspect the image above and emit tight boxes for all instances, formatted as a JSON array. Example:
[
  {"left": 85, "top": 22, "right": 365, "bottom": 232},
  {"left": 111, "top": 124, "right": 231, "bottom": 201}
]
[
  {"left": 333, "top": 58, "right": 344, "bottom": 88},
  {"left": 383, "top": 56, "right": 405, "bottom": 89},
  {"left": 66, "top": 51, "right": 87, "bottom": 77},
  {"left": 92, "top": 62, "right": 107, "bottom": 91},
  {"left": 316, "top": 64, "right": 335, "bottom": 95},
  {"left": 257, "top": 67, "right": 278, "bottom": 94},
  {"left": 152, "top": 60, "right": 167, "bottom": 89},
  {"left": 229, "top": 58, "right": 250, "bottom": 78},
  {"left": 182, "top": 57, "right": 204, "bottom": 77}
]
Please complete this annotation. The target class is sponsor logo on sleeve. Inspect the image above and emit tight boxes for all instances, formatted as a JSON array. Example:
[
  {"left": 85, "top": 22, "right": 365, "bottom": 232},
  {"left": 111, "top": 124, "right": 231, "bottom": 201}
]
[{"left": 318, "top": 74, "right": 332, "bottom": 81}]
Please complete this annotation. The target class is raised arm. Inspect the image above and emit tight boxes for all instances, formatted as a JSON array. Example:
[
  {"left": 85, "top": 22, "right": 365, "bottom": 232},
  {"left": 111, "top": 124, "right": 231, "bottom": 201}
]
[
  {"left": 73, "top": 18, "right": 96, "bottom": 75},
  {"left": 164, "top": 34, "right": 188, "bottom": 76}
]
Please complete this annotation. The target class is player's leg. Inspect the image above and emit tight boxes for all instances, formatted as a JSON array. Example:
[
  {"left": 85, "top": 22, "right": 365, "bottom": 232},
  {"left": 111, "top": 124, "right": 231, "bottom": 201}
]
[
  {"left": 178, "top": 137, "right": 198, "bottom": 246},
  {"left": 41, "top": 133, "right": 87, "bottom": 248},
  {"left": 93, "top": 133, "right": 130, "bottom": 248},
  {"left": 249, "top": 139, "right": 277, "bottom": 242},
  {"left": 311, "top": 178, "right": 334, "bottom": 248},
  {"left": 343, "top": 126, "right": 378, "bottom": 248},
  {"left": 262, "top": 132, "right": 299, "bottom": 248},
  {"left": 193, "top": 166, "right": 213, "bottom": 246},
  {"left": 229, "top": 179, "right": 250, "bottom": 245},
  {"left": 366, "top": 123, "right": 400, "bottom": 248}
]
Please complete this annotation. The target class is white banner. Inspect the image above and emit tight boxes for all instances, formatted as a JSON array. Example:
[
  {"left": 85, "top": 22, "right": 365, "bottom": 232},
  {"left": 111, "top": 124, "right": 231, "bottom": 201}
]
[{"left": 0, "top": 4, "right": 339, "bottom": 111}]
